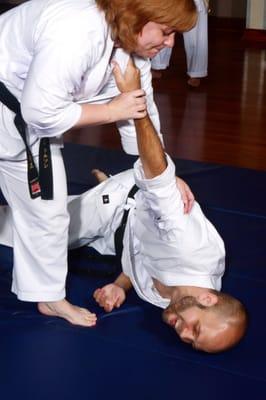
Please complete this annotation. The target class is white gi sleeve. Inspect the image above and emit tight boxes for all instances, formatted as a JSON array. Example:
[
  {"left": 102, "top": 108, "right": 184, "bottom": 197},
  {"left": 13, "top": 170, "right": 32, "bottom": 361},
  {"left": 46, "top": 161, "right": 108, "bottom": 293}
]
[
  {"left": 116, "top": 57, "right": 164, "bottom": 155},
  {"left": 21, "top": 13, "right": 103, "bottom": 138},
  {"left": 133, "top": 154, "right": 187, "bottom": 241}
]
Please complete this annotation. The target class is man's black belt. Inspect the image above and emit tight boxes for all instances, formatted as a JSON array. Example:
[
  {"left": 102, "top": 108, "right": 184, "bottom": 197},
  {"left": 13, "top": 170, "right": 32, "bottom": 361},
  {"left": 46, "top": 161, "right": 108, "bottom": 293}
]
[
  {"left": 114, "top": 184, "right": 139, "bottom": 268},
  {"left": 0, "top": 81, "right": 53, "bottom": 200}
]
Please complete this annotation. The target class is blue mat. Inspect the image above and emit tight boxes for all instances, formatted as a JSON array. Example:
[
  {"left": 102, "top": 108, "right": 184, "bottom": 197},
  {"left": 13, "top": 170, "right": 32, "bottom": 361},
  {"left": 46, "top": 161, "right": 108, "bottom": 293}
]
[{"left": 0, "top": 143, "right": 266, "bottom": 399}]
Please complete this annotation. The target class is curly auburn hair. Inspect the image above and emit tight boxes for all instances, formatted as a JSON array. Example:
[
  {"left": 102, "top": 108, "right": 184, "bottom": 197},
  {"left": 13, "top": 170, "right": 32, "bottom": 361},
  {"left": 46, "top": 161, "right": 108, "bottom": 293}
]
[{"left": 95, "top": 0, "right": 197, "bottom": 52}]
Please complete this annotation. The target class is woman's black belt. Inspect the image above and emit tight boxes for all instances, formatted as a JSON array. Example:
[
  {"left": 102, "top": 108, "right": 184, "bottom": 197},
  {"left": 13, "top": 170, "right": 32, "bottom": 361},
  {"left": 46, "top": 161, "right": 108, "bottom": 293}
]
[{"left": 0, "top": 81, "right": 53, "bottom": 200}]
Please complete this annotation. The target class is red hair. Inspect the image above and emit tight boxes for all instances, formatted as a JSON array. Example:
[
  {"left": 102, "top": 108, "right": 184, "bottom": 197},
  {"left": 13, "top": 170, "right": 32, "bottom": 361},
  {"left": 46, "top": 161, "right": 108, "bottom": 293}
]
[{"left": 96, "top": 0, "right": 197, "bottom": 52}]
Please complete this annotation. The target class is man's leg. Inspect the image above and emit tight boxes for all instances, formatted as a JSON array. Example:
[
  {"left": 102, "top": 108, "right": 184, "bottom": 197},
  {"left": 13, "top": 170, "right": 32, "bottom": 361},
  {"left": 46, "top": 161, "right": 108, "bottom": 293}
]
[{"left": 67, "top": 168, "right": 135, "bottom": 250}]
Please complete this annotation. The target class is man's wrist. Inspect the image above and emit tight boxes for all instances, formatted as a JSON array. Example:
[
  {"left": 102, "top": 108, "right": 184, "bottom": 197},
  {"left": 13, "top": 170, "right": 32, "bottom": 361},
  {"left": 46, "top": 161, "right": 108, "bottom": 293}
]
[
  {"left": 114, "top": 282, "right": 126, "bottom": 292},
  {"left": 114, "top": 274, "right": 132, "bottom": 292}
]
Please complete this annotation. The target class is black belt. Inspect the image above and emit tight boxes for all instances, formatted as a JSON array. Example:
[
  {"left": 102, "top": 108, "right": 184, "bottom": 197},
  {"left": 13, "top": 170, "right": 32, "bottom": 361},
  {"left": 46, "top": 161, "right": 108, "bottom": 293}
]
[
  {"left": 0, "top": 81, "right": 53, "bottom": 200},
  {"left": 114, "top": 184, "right": 139, "bottom": 268}
]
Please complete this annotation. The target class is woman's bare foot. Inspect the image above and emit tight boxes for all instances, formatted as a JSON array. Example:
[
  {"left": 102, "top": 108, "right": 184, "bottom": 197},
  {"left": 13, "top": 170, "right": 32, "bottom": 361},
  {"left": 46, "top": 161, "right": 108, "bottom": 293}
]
[
  {"left": 91, "top": 169, "right": 108, "bottom": 183},
  {"left": 38, "top": 299, "right": 97, "bottom": 327}
]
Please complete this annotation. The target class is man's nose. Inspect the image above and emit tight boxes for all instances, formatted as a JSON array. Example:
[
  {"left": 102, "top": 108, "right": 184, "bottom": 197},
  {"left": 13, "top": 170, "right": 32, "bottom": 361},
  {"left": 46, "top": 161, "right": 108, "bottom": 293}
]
[{"left": 164, "top": 33, "right": 175, "bottom": 48}]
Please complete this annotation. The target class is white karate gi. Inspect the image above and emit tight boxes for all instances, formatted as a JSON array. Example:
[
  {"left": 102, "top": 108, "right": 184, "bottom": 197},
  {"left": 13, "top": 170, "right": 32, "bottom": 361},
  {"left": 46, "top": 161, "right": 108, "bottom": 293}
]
[
  {"left": 0, "top": 0, "right": 161, "bottom": 301},
  {"left": 1, "top": 155, "right": 225, "bottom": 309},
  {"left": 151, "top": 0, "right": 208, "bottom": 78}
]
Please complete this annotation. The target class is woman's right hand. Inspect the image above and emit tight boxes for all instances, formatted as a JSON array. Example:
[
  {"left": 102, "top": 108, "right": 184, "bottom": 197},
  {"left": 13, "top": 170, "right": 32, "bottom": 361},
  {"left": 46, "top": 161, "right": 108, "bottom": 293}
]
[{"left": 107, "top": 89, "right": 147, "bottom": 122}]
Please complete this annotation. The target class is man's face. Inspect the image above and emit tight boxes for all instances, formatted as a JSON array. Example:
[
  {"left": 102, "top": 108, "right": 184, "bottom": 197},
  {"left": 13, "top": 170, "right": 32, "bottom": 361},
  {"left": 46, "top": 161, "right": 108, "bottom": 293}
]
[
  {"left": 134, "top": 22, "right": 175, "bottom": 58},
  {"left": 162, "top": 296, "right": 233, "bottom": 352}
]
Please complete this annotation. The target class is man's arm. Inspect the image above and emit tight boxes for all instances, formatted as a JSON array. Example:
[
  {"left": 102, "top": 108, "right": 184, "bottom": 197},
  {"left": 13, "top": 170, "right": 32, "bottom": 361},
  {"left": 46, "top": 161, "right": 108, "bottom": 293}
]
[
  {"left": 93, "top": 59, "right": 194, "bottom": 312},
  {"left": 115, "top": 56, "right": 164, "bottom": 156},
  {"left": 113, "top": 58, "right": 195, "bottom": 211},
  {"left": 112, "top": 59, "right": 167, "bottom": 179},
  {"left": 134, "top": 116, "right": 166, "bottom": 179}
]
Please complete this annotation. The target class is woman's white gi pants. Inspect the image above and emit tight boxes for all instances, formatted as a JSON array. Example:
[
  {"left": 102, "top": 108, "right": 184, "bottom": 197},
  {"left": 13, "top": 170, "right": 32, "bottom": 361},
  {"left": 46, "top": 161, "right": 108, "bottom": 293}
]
[{"left": 0, "top": 146, "right": 69, "bottom": 301}]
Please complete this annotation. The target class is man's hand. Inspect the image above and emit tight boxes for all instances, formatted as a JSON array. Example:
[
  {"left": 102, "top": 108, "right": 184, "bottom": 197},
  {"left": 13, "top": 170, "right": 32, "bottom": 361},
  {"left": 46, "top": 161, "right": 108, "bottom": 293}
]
[
  {"left": 93, "top": 284, "right": 126, "bottom": 312},
  {"left": 176, "top": 177, "right": 195, "bottom": 214},
  {"left": 112, "top": 57, "right": 141, "bottom": 93}
]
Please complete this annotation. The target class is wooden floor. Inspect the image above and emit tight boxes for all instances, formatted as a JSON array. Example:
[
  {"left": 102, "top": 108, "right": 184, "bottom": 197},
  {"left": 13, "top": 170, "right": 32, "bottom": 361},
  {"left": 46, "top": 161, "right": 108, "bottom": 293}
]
[
  {"left": 65, "top": 18, "right": 266, "bottom": 171},
  {"left": 1, "top": 3, "right": 264, "bottom": 171}
]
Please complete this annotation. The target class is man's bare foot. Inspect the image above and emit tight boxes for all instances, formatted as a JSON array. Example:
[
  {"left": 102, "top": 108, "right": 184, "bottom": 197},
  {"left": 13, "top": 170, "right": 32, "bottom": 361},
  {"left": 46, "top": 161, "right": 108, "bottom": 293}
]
[
  {"left": 91, "top": 169, "right": 108, "bottom": 183},
  {"left": 187, "top": 77, "right": 201, "bottom": 87},
  {"left": 38, "top": 299, "right": 97, "bottom": 327}
]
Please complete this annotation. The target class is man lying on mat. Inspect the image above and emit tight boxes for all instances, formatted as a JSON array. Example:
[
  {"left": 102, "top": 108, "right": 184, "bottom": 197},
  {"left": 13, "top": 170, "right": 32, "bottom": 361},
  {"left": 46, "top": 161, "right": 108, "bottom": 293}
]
[
  {"left": 93, "top": 59, "right": 247, "bottom": 353},
  {"left": 0, "top": 59, "right": 247, "bottom": 353}
]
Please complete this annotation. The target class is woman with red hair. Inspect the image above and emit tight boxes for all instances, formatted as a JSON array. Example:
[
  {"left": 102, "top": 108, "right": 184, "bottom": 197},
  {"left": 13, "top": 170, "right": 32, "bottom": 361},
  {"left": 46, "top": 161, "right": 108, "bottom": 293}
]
[{"left": 0, "top": 0, "right": 196, "bottom": 326}]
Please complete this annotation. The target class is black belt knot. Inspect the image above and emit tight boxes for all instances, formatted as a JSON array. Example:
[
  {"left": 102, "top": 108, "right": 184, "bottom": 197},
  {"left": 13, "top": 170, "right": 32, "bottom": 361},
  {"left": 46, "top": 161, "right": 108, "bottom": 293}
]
[{"left": 0, "top": 81, "right": 53, "bottom": 200}]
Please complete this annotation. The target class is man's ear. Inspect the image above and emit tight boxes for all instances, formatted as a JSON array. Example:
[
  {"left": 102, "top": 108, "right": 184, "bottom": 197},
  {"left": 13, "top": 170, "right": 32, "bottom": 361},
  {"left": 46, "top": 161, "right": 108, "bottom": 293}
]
[{"left": 197, "top": 291, "right": 218, "bottom": 307}]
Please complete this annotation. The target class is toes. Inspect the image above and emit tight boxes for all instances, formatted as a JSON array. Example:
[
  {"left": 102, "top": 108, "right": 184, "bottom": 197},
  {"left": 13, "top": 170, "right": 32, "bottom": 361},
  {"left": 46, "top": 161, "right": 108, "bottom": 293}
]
[
  {"left": 79, "top": 307, "right": 97, "bottom": 318},
  {"left": 81, "top": 311, "right": 97, "bottom": 327},
  {"left": 91, "top": 169, "right": 108, "bottom": 183},
  {"left": 84, "top": 315, "right": 97, "bottom": 326}
]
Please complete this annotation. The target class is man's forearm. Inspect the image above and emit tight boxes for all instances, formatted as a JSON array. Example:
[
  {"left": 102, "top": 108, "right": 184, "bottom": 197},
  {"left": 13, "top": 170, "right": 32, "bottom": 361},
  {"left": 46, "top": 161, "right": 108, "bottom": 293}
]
[
  {"left": 112, "top": 57, "right": 167, "bottom": 178},
  {"left": 134, "top": 115, "right": 167, "bottom": 179}
]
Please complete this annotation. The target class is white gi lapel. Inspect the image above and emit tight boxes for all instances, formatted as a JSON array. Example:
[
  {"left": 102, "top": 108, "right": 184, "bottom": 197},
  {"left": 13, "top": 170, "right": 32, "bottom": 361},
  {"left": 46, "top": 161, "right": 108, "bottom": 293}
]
[{"left": 74, "top": 30, "right": 114, "bottom": 103}]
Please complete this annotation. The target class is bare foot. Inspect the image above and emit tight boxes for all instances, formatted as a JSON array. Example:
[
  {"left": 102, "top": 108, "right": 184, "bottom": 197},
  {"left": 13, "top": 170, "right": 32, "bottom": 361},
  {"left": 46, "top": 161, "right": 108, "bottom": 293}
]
[
  {"left": 187, "top": 77, "right": 201, "bottom": 87},
  {"left": 91, "top": 169, "right": 108, "bottom": 183},
  {"left": 38, "top": 299, "right": 97, "bottom": 327}
]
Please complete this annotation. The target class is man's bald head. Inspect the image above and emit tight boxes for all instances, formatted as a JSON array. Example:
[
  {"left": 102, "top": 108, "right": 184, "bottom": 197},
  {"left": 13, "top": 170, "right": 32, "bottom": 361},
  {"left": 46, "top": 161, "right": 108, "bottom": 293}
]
[{"left": 162, "top": 290, "right": 248, "bottom": 353}]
